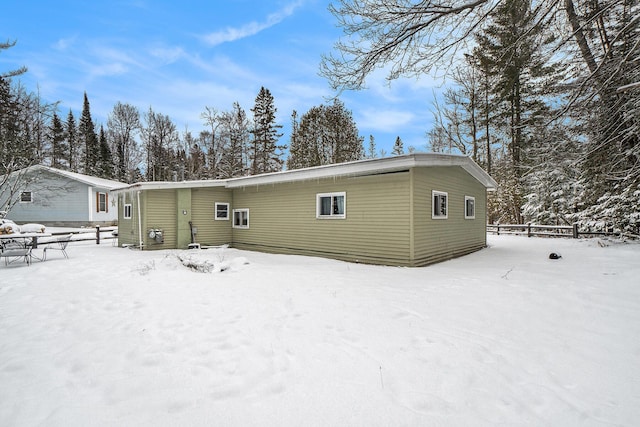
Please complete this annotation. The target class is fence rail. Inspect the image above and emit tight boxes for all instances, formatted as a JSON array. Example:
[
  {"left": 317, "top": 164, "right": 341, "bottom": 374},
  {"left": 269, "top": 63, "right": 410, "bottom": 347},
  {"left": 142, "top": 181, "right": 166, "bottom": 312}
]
[
  {"left": 486, "top": 223, "right": 620, "bottom": 238},
  {"left": 50, "top": 226, "right": 118, "bottom": 244}
]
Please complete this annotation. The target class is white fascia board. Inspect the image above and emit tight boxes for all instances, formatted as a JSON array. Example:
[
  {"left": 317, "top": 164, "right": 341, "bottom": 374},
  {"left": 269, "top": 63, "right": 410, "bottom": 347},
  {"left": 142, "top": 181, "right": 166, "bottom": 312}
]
[{"left": 111, "top": 179, "right": 228, "bottom": 194}]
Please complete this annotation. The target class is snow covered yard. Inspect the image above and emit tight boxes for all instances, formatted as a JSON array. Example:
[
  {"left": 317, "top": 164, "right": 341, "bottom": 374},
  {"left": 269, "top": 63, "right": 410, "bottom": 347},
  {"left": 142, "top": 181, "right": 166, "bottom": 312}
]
[{"left": 0, "top": 235, "right": 638, "bottom": 426}]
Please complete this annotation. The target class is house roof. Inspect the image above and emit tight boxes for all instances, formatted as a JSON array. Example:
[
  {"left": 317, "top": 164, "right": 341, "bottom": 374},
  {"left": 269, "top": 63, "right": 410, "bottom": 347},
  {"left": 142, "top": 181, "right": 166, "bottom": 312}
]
[
  {"left": 112, "top": 153, "right": 497, "bottom": 193},
  {"left": 23, "top": 165, "right": 126, "bottom": 189},
  {"left": 226, "top": 153, "right": 497, "bottom": 189}
]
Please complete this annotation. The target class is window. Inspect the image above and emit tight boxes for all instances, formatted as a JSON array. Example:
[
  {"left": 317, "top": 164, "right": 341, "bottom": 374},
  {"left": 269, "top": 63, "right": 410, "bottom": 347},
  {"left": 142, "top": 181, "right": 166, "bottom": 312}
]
[
  {"left": 465, "top": 196, "right": 476, "bottom": 219},
  {"left": 20, "top": 191, "right": 33, "bottom": 203},
  {"left": 233, "top": 209, "right": 249, "bottom": 229},
  {"left": 124, "top": 204, "right": 132, "bottom": 219},
  {"left": 97, "top": 192, "right": 108, "bottom": 213},
  {"left": 432, "top": 191, "right": 448, "bottom": 219},
  {"left": 215, "top": 202, "right": 230, "bottom": 220},
  {"left": 316, "top": 192, "right": 346, "bottom": 219}
]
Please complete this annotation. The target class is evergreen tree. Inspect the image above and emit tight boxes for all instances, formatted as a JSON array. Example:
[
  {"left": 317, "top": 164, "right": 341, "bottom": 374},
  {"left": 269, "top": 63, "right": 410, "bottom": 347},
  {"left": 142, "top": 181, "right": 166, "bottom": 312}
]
[
  {"left": 286, "top": 110, "right": 301, "bottom": 170},
  {"left": 65, "top": 110, "right": 78, "bottom": 172},
  {"left": 367, "top": 135, "right": 377, "bottom": 159},
  {"left": 250, "top": 87, "right": 285, "bottom": 174},
  {"left": 392, "top": 136, "right": 404, "bottom": 155},
  {"left": 573, "top": 0, "right": 640, "bottom": 235},
  {"left": 96, "top": 125, "right": 114, "bottom": 179},
  {"left": 50, "top": 111, "right": 67, "bottom": 169},
  {"left": 0, "top": 76, "right": 25, "bottom": 172},
  {"left": 473, "top": 0, "right": 563, "bottom": 223},
  {"left": 287, "top": 99, "right": 364, "bottom": 169},
  {"left": 78, "top": 92, "right": 99, "bottom": 175},
  {"left": 218, "top": 102, "right": 249, "bottom": 178}
]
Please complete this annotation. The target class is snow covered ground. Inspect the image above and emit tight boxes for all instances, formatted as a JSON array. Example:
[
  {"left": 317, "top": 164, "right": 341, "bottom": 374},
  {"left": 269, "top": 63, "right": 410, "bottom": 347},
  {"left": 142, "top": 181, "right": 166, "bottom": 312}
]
[{"left": 1, "top": 235, "right": 639, "bottom": 426}]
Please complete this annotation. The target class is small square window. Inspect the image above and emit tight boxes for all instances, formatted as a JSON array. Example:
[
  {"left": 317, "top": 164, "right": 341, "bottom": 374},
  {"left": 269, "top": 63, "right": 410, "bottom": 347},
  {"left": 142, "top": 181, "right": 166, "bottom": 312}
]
[
  {"left": 233, "top": 209, "right": 249, "bottom": 229},
  {"left": 215, "top": 202, "right": 230, "bottom": 220},
  {"left": 465, "top": 196, "right": 476, "bottom": 219},
  {"left": 20, "top": 191, "right": 33, "bottom": 203},
  {"left": 432, "top": 191, "right": 448, "bottom": 219},
  {"left": 124, "top": 204, "right": 132, "bottom": 219},
  {"left": 316, "top": 192, "right": 346, "bottom": 219}
]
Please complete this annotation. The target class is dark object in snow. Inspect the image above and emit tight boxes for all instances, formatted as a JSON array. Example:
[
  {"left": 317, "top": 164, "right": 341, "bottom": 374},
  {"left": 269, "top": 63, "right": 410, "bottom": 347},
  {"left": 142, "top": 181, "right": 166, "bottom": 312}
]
[{"left": 549, "top": 252, "right": 562, "bottom": 260}]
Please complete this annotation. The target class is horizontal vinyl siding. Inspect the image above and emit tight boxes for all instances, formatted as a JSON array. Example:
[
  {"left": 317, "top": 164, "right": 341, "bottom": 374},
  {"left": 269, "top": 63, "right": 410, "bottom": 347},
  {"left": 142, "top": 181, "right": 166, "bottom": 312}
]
[
  {"left": 191, "top": 188, "right": 233, "bottom": 246},
  {"left": 412, "top": 167, "right": 487, "bottom": 266},
  {"left": 144, "top": 190, "right": 177, "bottom": 250},
  {"left": 117, "top": 192, "right": 139, "bottom": 247},
  {"left": 231, "top": 172, "right": 411, "bottom": 265},
  {"left": 6, "top": 170, "right": 89, "bottom": 223}
]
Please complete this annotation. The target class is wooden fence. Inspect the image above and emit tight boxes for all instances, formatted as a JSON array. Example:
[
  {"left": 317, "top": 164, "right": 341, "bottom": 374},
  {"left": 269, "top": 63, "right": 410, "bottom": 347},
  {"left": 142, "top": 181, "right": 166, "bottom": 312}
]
[
  {"left": 50, "top": 226, "right": 118, "bottom": 245},
  {"left": 486, "top": 223, "right": 620, "bottom": 238}
]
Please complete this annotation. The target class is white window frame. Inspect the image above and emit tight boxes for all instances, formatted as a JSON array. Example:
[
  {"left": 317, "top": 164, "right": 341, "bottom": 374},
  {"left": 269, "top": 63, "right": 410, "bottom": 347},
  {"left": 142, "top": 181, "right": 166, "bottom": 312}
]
[
  {"left": 316, "top": 192, "right": 346, "bottom": 219},
  {"left": 20, "top": 191, "right": 33, "bottom": 203},
  {"left": 233, "top": 209, "right": 249, "bottom": 229},
  {"left": 432, "top": 190, "right": 448, "bottom": 219},
  {"left": 124, "top": 204, "right": 132, "bottom": 219},
  {"left": 215, "top": 202, "right": 230, "bottom": 220},
  {"left": 465, "top": 196, "right": 476, "bottom": 219}
]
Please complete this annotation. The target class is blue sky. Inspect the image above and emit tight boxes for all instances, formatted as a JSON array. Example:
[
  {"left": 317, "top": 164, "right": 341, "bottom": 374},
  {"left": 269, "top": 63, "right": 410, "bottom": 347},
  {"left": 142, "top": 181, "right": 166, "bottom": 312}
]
[{"left": 1, "top": 0, "right": 444, "bottom": 156}]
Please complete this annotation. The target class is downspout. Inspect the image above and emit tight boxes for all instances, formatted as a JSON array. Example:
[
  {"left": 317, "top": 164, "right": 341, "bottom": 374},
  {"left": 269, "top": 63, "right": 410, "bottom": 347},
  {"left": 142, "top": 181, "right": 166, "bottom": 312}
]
[{"left": 137, "top": 190, "right": 143, "bottom": 249}]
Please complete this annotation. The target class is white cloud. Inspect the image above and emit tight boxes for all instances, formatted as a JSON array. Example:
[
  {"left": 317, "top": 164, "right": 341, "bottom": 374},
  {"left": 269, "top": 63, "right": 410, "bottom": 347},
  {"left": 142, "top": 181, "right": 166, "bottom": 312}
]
[
  {"left": 201, "top": 1, "right": 302, "bottom": 46},
  {"left": 149, "top": 46, "right": 186, "bottom": 64}
]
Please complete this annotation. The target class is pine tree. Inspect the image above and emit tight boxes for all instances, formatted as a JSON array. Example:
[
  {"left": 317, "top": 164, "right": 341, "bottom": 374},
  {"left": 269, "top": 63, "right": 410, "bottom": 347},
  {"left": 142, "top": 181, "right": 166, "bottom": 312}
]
[
  {"left": 78, "top": 92, "right": 98, "bottom": 175},
  {"left": 218, "top": 102, "right": 249, "bottom": 178},
  {"left": 50, "top": 112, "right": 67, "bottom": 169},
  {"left": 367, "top": 135, "right": 377, "bottom": 159},
  {"left": 65, "top": 110, "right": 79, "bottom": 172},
  {"left": 392, "top": 136, "right": 404, "bottom": 155},
  {"left": 0, "top": 77, "right": 24, "bottom": 171},
  {"left": 96, "top": 125, "right": 114, "bottom": 179},
  {"left": 574, "top": 0, "right": 640, "bottom": 235},
  {"left": 287, "top": 99, "right": 364, "bottom": 169},
  {"left": 473, "top": 0, "right": 563, "bottom": 223},
  {"left": 286, "top": 111, "right": 301, "bottom": 170},
  {"left": 250, "top": 87, "right": 285, "bottom": 174}
]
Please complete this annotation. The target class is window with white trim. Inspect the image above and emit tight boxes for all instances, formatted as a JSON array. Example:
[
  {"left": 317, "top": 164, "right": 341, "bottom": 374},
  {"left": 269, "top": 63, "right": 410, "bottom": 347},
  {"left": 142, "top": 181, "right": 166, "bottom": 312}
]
[
  {"left": 215, "top": 202, "right": 230, "bottom": 220},
  {"left": 316, "top": 192, "right": 346, "bottom": 219},
  {"left": 124, "top": 204, "right": 132, "bottom": 219},
  {"left": 233, "top": 209, "right": 249, "bottom": 229},
  {"left": 97, "top": 192, "right": 107, "bottom": 212},
  {"left": 432, "top": 190, "right": 448, "bottom": 219},
  {"left": 20, "top": 191, "right": 33, "bottom": 203},
  {"left": 465, "top": 196, "right": 476, "bottom": 219}
]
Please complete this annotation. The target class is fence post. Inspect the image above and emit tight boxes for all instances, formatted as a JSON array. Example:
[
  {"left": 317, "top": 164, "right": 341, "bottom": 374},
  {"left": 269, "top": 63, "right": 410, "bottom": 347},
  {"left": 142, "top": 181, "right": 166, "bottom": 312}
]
[
  {"left": 96, "top": 225, "right": 100, "bottom": 245},
  {"left": 572, "top": 223, "right": 579, "bottom": 239},
  {"left": 527, "top": 222, "right": 532, "bottom": 237},
  {"left": 497, "top": 223, "right": 500, "bottom": 235}
]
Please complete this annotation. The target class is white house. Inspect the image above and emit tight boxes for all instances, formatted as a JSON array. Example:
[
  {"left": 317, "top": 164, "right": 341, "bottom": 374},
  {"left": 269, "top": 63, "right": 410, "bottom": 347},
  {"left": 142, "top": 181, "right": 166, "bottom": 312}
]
[{"left": 0, "top": 165, "right": 125, "bottom": 227}]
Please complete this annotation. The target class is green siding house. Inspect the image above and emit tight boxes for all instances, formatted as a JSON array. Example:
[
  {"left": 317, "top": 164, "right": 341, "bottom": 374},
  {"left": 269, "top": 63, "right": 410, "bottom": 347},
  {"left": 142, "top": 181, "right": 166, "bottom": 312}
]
[{"left": 113, "top": 154, "right": 497, "bottom": 266}]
